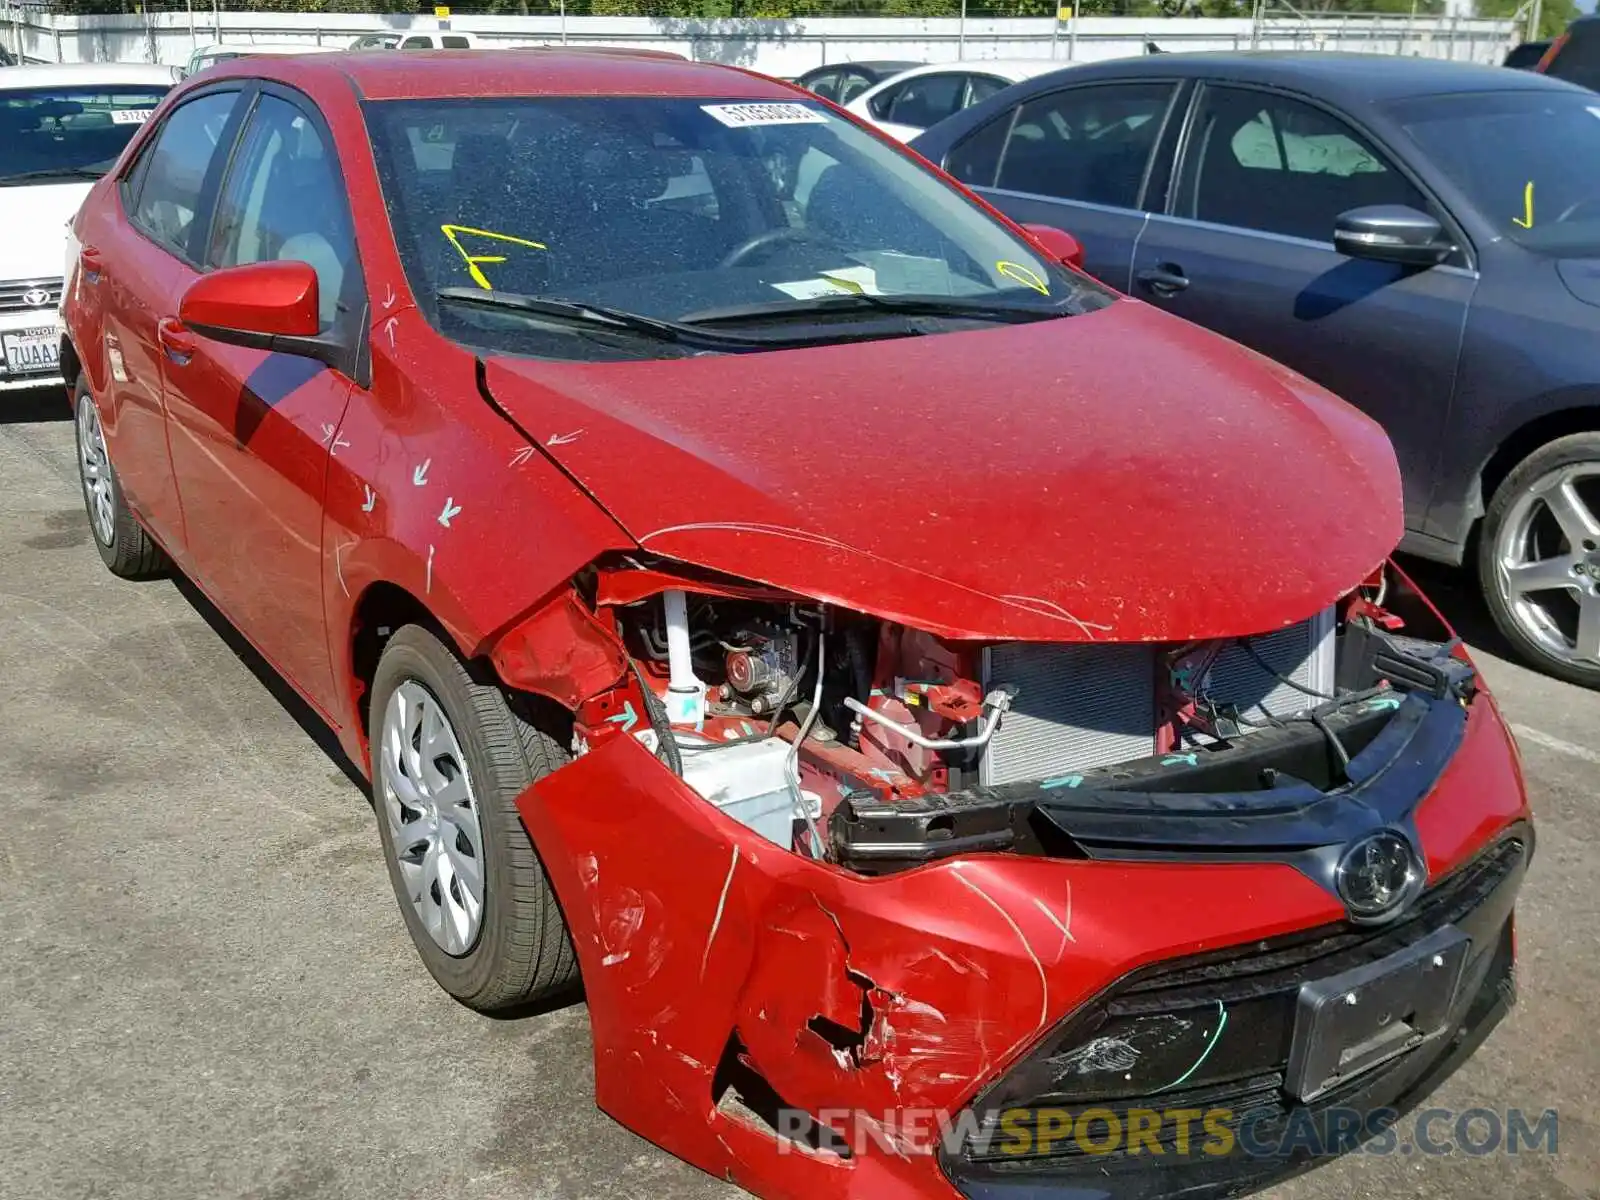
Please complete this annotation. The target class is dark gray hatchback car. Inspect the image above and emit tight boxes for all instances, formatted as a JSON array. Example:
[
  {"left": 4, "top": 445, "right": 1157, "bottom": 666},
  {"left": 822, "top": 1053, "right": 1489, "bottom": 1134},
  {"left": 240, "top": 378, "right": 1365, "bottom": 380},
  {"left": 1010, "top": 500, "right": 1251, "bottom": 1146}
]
[{"left": 913, "top": 52, "right": 1600, "bottom": 688}]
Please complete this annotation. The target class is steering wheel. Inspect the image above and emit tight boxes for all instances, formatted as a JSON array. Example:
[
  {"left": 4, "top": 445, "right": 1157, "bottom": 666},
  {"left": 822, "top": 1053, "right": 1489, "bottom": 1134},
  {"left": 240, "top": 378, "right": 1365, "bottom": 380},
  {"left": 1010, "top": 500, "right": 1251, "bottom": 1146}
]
[
  {"left": 719, "top": 227, "right": 841, "bottom": 269},
  {"left": 1555, "top": 196, "right": 1600, "bottom": 224}
]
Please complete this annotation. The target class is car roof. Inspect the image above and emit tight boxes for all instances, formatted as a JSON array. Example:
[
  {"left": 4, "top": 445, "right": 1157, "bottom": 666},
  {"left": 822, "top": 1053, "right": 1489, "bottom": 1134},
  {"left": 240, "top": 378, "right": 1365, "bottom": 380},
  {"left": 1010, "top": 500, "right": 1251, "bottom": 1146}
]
[
  {"left": 880, "top": 59, "right": 1067, "bottom": 84},
  {"left": 194, "top": 41, "right": 342, "bottom": 56},
  {"left": 0, "top": 62, "right": 175, "bottom": 89},
  {"left": 253, "top": 47, "right": 798, "bottom": 101},
  {"left": 1014, "top": 49, "right": 1584, "bottom": 104},
  {"left": 847, "top": 59, "right": 923, "bottom": 74}
]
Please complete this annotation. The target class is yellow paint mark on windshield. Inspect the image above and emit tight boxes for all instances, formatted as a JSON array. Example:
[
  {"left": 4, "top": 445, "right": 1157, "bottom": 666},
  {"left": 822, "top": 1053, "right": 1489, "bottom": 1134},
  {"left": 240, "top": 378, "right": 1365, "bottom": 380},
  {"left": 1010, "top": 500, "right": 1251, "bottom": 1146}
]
[
  {"left": 440, "top": 224, "right": 548, "bottom": 291},
  {"left": 1513, "top": 181, "right": 1535, "bottom": 230},
  {"left": 997, "top": 260, "right": 1051, "bottom": 296}
]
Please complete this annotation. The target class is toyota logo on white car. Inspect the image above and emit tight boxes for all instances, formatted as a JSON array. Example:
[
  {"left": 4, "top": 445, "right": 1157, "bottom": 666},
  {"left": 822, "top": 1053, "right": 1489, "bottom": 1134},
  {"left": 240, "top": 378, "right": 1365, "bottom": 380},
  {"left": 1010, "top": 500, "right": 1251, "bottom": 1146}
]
[{"left": 22, "top": 288, "right": 51, "bottom": 309}]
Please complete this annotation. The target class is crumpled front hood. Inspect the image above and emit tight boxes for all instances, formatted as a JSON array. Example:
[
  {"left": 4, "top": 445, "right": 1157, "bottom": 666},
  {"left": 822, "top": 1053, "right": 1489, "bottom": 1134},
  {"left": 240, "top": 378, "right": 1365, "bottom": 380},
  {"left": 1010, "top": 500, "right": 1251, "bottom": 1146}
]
[{"left": 486, "top": 298, "right": 1401, "bottom": 643}]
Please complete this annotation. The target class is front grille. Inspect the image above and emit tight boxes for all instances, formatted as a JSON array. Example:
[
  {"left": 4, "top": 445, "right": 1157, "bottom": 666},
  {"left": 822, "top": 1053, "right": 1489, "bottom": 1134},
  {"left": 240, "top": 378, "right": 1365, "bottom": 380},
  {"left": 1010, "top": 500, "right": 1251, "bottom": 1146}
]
[
  {"left": 960, "top": 834, "right": 1528, "bottom": 1168},
  {"left": 979, "top": 609, "right": 1333, "bottom": 785},
  {"left": 0, "top": 277, "right": 63, "bottom": 313}
]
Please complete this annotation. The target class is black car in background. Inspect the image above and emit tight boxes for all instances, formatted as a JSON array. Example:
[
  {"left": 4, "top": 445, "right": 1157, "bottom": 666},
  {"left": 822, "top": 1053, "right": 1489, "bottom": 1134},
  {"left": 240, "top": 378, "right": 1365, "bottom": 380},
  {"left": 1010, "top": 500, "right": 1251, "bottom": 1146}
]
[
  {"left": 912, "top": 53, "right": 1600, "bottom": 687},
  {"left": 1538, "top": 14, "right": 1600, "bottom": 87},
  {"left": 1504, "top": 39, "right": 1552, "bottom": 70},
  {"left": 792, "top": 59, "right": 921, "bottom": 104}
]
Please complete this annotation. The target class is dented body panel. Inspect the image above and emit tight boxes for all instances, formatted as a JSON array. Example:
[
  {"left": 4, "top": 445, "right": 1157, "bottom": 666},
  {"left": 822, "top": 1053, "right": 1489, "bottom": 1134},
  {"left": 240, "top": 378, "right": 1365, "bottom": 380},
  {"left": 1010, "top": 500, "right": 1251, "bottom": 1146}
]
[
  {"left": 485, "top": 302, "right": 1400, "bottom": 645},
  {"left": 519, "top": 689, "right": 1528, "bottom": 1199}
]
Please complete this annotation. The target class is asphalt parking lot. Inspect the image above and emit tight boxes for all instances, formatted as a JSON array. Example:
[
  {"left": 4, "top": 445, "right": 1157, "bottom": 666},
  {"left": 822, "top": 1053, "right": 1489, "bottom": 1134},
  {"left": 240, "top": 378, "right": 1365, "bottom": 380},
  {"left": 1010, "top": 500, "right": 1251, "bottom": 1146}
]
[{"left": 1, "top": 387, "right": 1596, "bottom": 1200}]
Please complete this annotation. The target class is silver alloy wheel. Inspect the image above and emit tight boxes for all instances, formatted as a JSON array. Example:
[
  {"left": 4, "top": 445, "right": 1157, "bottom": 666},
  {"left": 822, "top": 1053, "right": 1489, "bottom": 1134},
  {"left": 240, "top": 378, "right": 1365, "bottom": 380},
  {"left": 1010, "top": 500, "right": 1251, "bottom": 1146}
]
[
  {"left": 379, "top": 680, "right": 486, "bottom": 956},
  {"left": 1493, "top": 463, "right": 1600, "bottom": 668},
  {"left": 76, "top": 394, "right": 115, "bottom": 547}
]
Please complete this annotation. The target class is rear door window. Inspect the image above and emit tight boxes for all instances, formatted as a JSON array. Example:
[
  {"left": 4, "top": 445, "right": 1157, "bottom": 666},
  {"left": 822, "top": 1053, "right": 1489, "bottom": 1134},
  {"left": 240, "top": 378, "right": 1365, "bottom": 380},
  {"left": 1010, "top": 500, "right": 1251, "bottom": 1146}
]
[
  {"left": 872, "top": 73, "right": 966, "bottom": 127},
  {"left": 836, "top": 70, "right": 874, "bottom": 104},
  {"left": 804, "top": 70, "right": 842, "bottom": 101},
  {"left": 127, "top": 89, "right": 240, "bottom": 259},
  {"left": 993, "top": 82, "right": 1175, "bottom": 210},
  {"left": 965, "top": 73, "right": 1011, "bottom": 107}
]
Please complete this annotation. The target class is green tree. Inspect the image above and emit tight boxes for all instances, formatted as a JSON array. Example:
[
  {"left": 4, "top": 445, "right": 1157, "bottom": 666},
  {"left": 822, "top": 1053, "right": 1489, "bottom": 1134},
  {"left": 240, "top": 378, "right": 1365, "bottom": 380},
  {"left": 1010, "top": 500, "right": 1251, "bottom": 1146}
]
[{"left": 1478, "top": 0, "right": 1577, "bottom": 41}]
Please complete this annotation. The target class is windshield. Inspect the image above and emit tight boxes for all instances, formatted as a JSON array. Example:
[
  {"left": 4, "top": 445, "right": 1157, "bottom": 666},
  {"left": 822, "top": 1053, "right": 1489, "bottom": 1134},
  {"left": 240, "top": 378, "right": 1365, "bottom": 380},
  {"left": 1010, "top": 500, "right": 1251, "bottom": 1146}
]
[
  {"left": 0, "top": 84, "right": 167, "bottom": 184},
  {"left": 364, "top": 95, "right": 1113, "bottom": 360},
  {"left": 1388, "top": 89, "right": 1600, "bottom": 257}
]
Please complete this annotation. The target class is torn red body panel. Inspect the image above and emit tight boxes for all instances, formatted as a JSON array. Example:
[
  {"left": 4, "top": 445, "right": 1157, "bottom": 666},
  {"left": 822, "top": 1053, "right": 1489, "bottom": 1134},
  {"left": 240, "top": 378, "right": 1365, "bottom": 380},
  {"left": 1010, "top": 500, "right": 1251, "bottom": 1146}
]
[
  {"left": 517, "top": 702, "right": 1529, "bottom": 1200},
  {"left": 488, "top": 587, "right": 629, "bottom": 709}
]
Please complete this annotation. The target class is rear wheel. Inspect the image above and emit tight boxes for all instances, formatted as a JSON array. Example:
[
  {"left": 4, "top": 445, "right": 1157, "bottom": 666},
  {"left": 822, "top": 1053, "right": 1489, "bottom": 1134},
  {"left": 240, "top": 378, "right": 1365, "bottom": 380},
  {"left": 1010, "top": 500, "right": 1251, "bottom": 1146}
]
[
  {"left": 73, "top": 377, "right": 166, "bottom": 579},
  {"left": 1479, "top": 433, "right": 1600, "bottom": 690},
  {"left": 370, "top": 624, "right": 579, "bottom": 1011}
]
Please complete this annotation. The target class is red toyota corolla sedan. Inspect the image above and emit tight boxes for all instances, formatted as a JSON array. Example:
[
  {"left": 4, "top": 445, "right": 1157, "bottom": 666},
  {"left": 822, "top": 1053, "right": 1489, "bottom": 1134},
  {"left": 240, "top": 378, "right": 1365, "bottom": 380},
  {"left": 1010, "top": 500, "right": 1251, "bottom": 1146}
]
[{"left": 60, "top": 48, "right": 1530, "bottom": 1200}]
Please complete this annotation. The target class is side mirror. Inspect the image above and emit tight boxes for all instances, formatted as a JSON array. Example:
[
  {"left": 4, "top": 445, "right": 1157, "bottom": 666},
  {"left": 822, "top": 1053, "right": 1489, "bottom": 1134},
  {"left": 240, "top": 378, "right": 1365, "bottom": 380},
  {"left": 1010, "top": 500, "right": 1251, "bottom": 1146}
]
[
  {"left": 179, "top": 260, "right": 340, "bottom": 366},
  {"left": 1333, "top": 205, "right": 1452, "bottom": 268},
  {"left": 1020, "top": 222, "right": 1086, "bottom": 271}
]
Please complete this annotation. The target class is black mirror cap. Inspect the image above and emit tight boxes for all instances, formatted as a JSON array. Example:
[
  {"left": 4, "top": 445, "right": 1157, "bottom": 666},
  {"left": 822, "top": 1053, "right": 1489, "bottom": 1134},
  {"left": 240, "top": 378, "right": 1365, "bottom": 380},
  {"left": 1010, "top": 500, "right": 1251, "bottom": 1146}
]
[{"left": 1334, "top": 204, "right": 1453, "bottom": 268}]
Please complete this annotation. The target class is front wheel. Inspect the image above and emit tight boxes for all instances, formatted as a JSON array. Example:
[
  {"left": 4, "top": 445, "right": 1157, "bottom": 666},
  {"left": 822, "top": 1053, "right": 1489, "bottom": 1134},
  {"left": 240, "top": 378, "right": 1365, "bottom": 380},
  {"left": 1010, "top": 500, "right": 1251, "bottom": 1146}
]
[
  {"left": 1478, "top": 433, "right": 1600, "bottom": 689},
  {"left": 370, "top": 624, "right": 579, "bottom": 1011}
]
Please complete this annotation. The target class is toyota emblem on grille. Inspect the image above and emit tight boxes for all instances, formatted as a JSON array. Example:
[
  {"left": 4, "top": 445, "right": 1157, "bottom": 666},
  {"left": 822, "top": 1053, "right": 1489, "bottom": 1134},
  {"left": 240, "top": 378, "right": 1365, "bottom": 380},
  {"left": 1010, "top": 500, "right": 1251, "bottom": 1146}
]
[
  {"left": 1335, "top": 830, "right": 1422, "bottom": 921},
  {"left": 22, "top": 287, "right": 51, "bottom": 308}
]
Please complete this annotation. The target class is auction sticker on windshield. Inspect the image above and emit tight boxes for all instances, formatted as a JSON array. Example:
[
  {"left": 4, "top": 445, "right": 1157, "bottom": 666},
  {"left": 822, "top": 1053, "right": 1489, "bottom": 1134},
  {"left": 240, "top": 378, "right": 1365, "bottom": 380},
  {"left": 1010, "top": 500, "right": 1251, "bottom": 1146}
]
[
  {"left": 701, "top": 102, "right": 828, "bottom": 127},
  {"left": 110, "top": 109, "right": 154, "bottom": 125}
]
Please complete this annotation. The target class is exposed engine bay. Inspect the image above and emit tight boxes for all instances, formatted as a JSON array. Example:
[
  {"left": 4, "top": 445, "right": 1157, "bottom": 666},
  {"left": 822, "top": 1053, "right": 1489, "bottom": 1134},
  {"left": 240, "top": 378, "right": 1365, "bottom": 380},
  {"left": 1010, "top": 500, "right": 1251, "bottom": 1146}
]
[{"left": 568, "top": 557, "right": 1478, "bottom": 876}]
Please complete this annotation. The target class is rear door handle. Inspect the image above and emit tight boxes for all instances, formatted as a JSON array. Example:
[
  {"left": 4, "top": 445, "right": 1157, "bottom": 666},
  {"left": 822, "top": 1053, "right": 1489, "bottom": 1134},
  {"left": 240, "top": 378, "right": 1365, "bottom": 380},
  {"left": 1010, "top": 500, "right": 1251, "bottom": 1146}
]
[
  {"left": 157, "top": 317, "right": 195, "bottom": 364},
  {"left": 1135, "top": 264, "right": 1190, "bottom": 297},
  {"left": 79, "top": 246, "right": 104, "bottom": 284}
]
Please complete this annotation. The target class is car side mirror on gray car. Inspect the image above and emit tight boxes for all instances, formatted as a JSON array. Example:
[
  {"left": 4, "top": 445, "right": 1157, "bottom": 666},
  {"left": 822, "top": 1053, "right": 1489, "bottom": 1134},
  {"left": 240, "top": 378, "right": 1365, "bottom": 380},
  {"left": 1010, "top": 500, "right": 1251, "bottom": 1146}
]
[{"left": 1333, "top": 205, "right": 1454, "bottom": 268}]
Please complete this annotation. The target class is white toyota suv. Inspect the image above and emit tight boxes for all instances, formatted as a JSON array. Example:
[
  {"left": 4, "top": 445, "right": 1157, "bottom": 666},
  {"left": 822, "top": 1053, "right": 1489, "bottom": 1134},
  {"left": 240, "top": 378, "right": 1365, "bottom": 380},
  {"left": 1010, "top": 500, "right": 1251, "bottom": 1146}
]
[{"left": 0, "top": 64, "right": 173, "bottom": 392}]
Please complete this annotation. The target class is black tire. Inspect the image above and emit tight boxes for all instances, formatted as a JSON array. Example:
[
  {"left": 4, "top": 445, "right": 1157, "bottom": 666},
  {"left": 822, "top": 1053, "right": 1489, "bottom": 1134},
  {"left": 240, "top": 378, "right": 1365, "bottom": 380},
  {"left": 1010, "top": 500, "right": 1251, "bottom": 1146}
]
[
  {"left": 370, "top": 624, "right": 580, "bottom": 1011},
  {"left": 1478, "top": 432, "right": 1600, "bottom": 690},
  {"left": 74, "top": 376, "right": 167, "bottom": 579}
]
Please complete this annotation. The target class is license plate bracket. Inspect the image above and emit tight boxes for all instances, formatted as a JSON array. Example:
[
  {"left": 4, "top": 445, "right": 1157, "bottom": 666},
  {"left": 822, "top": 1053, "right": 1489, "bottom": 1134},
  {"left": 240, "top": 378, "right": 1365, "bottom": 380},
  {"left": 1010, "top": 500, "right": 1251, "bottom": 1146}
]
[
  {"left": 1284, "top": 923, "right": 1469, "bottom": 1103},
  {"left": 2, "top": 326, "right": 60, "bottom": 378}
]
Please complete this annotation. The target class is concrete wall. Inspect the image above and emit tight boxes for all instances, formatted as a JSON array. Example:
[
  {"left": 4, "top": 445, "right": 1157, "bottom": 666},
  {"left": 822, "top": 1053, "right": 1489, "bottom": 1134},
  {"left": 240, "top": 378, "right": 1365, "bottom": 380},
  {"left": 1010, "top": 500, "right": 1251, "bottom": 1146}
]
[
  {"left": 2, "top": 9, "right": 1520, "bottom": 75},
  {"left": 3, "top": 8, "right": 1523, "bottom": 76}
]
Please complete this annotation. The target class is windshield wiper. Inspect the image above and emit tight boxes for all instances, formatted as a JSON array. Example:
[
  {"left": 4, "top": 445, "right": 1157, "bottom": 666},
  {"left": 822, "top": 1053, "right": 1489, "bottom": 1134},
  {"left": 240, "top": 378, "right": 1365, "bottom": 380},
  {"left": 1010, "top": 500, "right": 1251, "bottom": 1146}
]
[
  {"left": 680, "top": 292, "right": 1068, "bottom": 327},
  {"left": 0, "top": 166, "right": 107, "bottom": 186},
  {"left": 437, "top": 287, "right": 801, "bottom": 349}
]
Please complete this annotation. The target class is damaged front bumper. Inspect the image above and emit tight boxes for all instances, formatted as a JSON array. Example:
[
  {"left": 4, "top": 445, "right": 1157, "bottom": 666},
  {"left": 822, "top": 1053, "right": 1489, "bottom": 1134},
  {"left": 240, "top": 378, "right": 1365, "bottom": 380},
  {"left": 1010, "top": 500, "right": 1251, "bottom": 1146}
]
[{"left": 513, "top": 674, "right": 1532, "bottom": 1200}]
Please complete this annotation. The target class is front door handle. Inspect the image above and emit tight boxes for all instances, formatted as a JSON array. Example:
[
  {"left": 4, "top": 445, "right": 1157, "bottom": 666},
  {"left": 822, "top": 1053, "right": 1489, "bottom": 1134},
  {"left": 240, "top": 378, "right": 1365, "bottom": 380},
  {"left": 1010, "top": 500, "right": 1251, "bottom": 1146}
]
[
  {"left": 79, "top": 246, "right": 104, "bottom": 284},
  {"left": 1136, "top": 263, "right": 1191, "bottom": 297},
  {"left": 157, "top": 317, "right": 196, "bottom": 365}
]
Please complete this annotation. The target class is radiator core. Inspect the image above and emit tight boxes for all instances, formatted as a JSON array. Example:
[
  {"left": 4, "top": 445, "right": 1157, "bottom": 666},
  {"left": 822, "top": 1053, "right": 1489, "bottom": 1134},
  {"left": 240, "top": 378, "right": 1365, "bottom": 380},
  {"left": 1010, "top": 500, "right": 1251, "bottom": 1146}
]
[{"left": 978, "top": 609, "right": 1335, "bottom": 786}]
